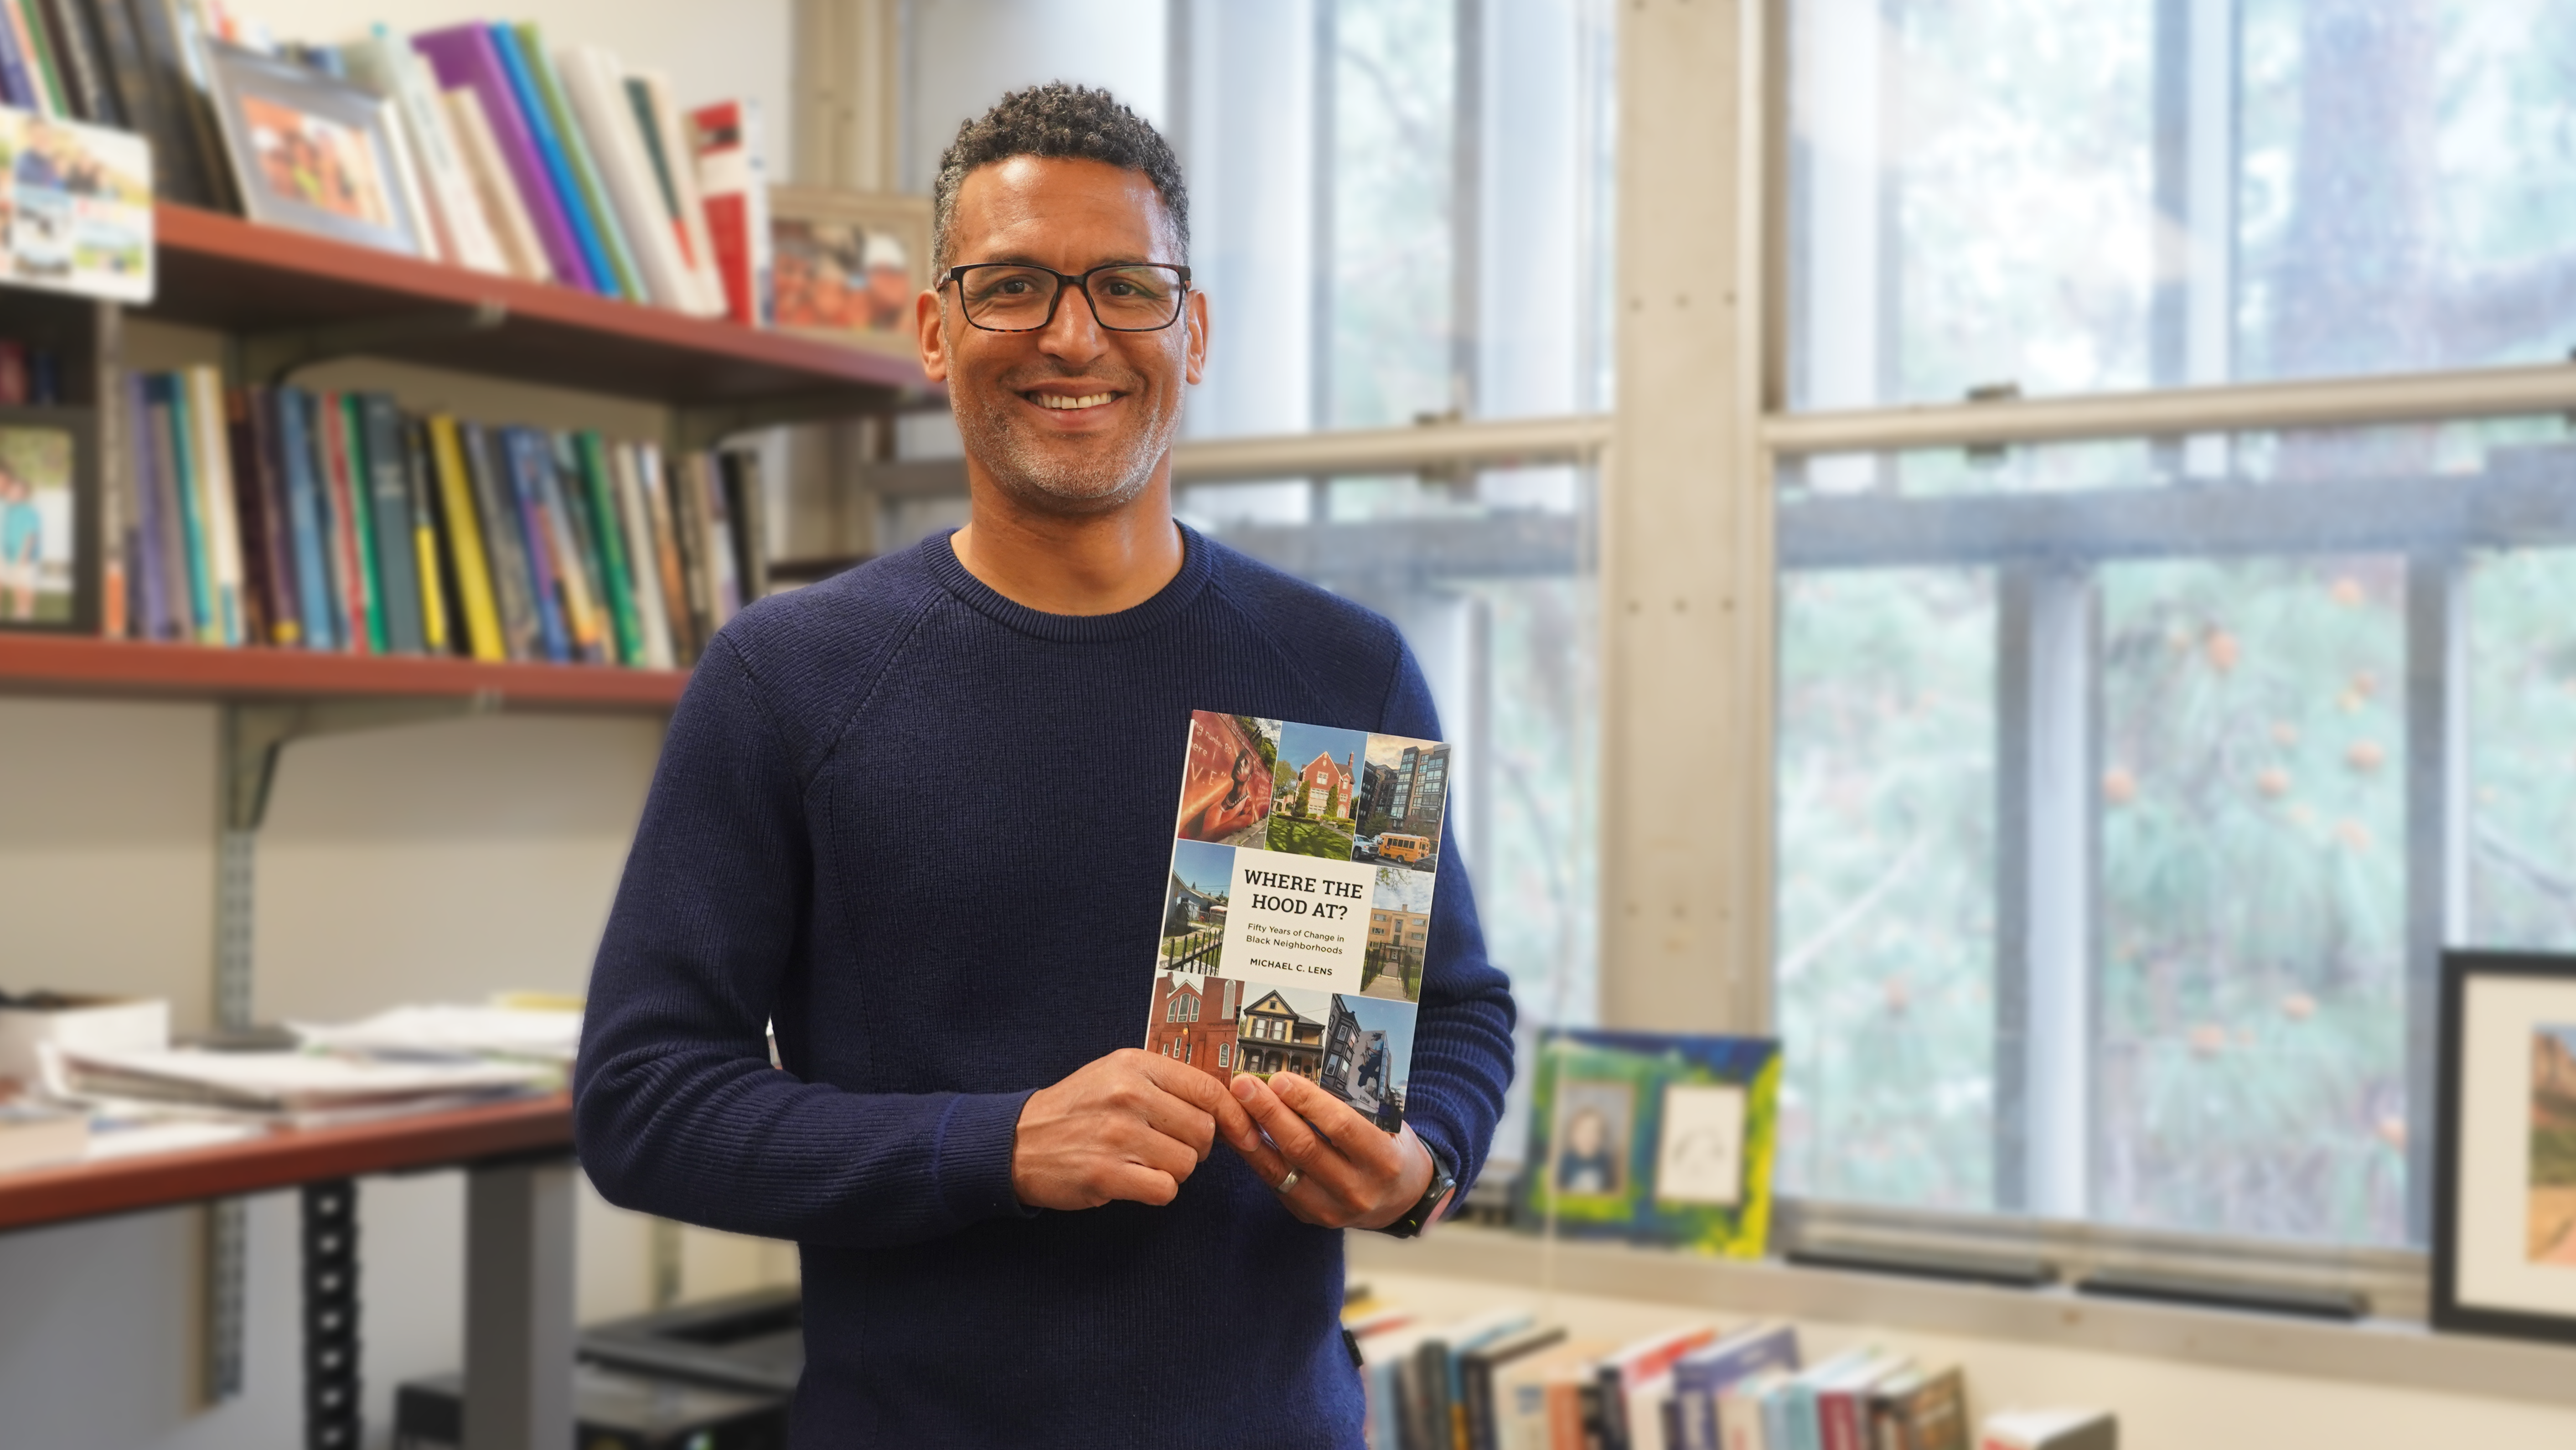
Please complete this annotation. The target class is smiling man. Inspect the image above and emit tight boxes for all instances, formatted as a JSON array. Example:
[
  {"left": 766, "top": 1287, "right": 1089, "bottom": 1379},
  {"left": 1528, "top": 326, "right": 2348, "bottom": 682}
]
[{"left": 575, "top": 84, "right": 1515, "bottom": 1448}]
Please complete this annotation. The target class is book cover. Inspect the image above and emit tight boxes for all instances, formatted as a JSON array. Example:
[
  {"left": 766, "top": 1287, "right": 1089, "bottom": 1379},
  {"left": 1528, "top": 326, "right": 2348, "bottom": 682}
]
[
  {"left": 486, "top": 21, "right": 617, "bottom": 299},
  {"left": 1459, "top": 1323, "right": 1567, "bottom": 1450},
  {"left": 7, "top": 0, "right": 68, "bottom": 116},
  {"left": 1141, "top": 712, "right": 1451, "bottom": 1133},
  {"left": 1867, "top": 1365, "right": 1966, "bottom": 1450},
  {"left": 1521, "top": 1029, "right": 1783, "bottom": 1258},
  {"left": 516, "top": 26, "right": 643, "bottom": 302},
  {"left": 357, "top": 394, "right": 423, "bottom": 653},
  {"left": 39, "top": 0, "right": 113, "bottom": 123},
  {"left": 238, "top": 383, "right": 300, "bottom": 645},
  {"left": 142, "top": 378, "right": 206, "bottom": 640},
  {"left": 684, "top": 98, "right": 769, "bottom": 326},
  {"left": 122, "top": 372, "right": 169, "bottom": 637},
  {"left": 411, "top": 23, "right": 588, "bottom": 289},
  {"left": 535, "top": 430, "right": 608, "bottom": 663},
  {"left": 424, "top": 414, "right": 504, "bottom": 662},
  {"left": 273, "top": 386, "right": 335, "bottom": 650},
  {"left": 123, "top": 0, "right": 234, "bottom": 210},
  {"left": 460, "top": 419, "right": 539, "bottom": 660}
]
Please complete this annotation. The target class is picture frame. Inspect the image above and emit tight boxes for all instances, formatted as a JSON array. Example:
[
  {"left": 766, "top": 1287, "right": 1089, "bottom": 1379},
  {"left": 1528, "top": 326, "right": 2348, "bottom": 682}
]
[
  {"left": 0, "top": 405, "right": 100, "bottom": 634},
  {"left": 202, "top": 41, "right": 422, "bottom": 257},
  {"left": 768, "top": 186, "right": 931, "bottom": 357},
  {"left": 2432, "top": 949, "right": 2576, "bottom": 1345}
]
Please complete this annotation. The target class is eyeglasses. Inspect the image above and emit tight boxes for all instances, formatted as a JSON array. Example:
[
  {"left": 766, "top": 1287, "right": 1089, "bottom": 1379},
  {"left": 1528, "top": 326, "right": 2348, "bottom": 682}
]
[{"left": 944, "top": 262, "right": 1192, "bottom": 332}]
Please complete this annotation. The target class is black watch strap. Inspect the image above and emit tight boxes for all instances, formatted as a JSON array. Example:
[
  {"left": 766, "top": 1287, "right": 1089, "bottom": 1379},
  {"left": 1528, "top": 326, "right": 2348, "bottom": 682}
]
[{"left": 1375, "top": 1144, "right": 1457, "bottom": 1239}]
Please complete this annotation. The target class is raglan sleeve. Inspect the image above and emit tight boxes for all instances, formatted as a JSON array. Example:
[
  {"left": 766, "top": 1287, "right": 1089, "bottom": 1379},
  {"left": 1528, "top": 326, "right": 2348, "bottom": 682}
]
[
  {"left": 1375, "top": 638, "right": 1519, "bottom": 1203},
  {"left": 573, "top": 635, "right": 1035, "bottom": 1248}
]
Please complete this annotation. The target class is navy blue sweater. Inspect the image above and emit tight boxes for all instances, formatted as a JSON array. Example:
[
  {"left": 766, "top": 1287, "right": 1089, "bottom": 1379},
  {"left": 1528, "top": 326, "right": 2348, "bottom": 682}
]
[{"left": 575, "top": 527, "right": 1516, "bottom": 1448}]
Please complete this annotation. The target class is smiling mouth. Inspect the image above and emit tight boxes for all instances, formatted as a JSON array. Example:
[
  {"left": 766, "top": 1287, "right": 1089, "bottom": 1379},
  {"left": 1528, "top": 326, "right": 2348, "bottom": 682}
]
[{"left": 1029, "top": 391, "right": 1119, "bottom": 411}]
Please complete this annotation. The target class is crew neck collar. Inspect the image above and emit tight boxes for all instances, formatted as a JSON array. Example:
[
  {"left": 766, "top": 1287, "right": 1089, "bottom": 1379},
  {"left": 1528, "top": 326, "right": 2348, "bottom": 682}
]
[{"left": 920, "top": 522, "right": 1216, "bottom": 642}]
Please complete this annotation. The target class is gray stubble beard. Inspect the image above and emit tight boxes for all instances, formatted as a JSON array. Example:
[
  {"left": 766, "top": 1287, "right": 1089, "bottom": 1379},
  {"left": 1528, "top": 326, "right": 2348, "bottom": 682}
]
[{"left": 952, "top": 360, "right": 1185, "bottom": 518}]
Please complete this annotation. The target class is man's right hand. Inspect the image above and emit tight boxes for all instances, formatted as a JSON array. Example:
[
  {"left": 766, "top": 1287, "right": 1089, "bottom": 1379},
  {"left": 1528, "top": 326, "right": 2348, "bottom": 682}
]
[{"left": 1009, "top": 1050, "right": 1272, "bottom": 1210}]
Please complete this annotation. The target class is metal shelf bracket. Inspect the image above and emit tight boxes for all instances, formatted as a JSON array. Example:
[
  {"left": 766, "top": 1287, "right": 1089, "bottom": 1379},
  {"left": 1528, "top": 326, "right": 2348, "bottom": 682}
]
[{"left": 237, "top": 303, "right": 510, "bottom": 387}]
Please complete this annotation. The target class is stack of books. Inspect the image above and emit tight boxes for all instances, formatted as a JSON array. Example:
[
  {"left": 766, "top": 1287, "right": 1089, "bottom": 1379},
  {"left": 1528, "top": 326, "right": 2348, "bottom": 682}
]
[
  {"left": 115, "top": 366, "right": 766, "bottom": 666},
  {"left": 10, "top": 0, "right": 769, "bottom": 320},
  {"left": 1345, "top": 1299, "right": 1978, "bottom": 1450}
]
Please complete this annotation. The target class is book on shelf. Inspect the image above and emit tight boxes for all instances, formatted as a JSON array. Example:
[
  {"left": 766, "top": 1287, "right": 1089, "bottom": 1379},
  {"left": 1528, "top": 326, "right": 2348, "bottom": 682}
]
[
  {"left": 1143, "top": 712, "right": 1453, "bottom": 1135},
  {"left": 1977, "top": 1410, "right": 2113, "bottom": 1450},
  {"left": 112, "top": 367, "right": 768, "bottom": 668}
]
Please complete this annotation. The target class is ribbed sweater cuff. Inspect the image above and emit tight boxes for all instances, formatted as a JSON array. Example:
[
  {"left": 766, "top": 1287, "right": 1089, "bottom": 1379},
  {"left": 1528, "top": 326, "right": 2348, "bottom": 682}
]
[{"left": 934, "top": 1089, "right": 1040, "bottom": 1225}]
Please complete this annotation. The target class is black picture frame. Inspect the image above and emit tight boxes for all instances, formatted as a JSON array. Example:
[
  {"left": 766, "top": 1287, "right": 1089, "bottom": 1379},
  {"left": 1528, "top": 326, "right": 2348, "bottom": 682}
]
[
  {"left": 2432, "top": 948, "right": 2576, "bottom": 1345},
  {"left": 0, "top": 404, "right": 100, "bottom": 635},
  {"left": 202, "top": 41, "right": 422, "bottom": 257}
]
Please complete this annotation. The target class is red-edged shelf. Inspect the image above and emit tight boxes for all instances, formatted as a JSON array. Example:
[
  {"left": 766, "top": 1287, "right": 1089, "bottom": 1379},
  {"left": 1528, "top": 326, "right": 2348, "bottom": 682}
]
[
  {"left": 0, "top": 1093, "right": 572, "bottom": 1234},
  {"left": 143, "top": 203, "right": 936, "bottom": 412},
  {"left": 0, "top": 634, "right": 688, "bottom": 710}
]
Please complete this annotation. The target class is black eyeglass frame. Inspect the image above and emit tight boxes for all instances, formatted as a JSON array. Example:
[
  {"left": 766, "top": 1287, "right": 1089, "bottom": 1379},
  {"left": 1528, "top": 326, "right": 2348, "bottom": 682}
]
[{"left": 941, "top": 261, "right": 1195, "bottom": 333}]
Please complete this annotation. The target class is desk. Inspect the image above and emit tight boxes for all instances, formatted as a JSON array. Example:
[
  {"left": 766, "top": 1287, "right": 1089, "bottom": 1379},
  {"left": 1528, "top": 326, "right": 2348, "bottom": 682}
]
[{"left": 0, "top": 1094, "right": 576, "bottom": 1450}]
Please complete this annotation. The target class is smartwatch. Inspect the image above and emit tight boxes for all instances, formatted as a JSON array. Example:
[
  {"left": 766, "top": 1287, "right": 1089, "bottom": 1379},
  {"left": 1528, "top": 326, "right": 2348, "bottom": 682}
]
[{"left": 1375, "top": 1143, "right": 1457, "bottom": 1239}]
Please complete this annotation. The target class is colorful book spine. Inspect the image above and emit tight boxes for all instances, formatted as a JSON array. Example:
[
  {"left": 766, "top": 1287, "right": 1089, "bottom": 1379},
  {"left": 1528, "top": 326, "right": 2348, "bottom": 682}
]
[
  {"left": 411, "top": 23, "right": 592, "bottom": 290},
  {"left": 610, "top": 440, "right": 674, "bottom": 669},
  {"left": 147, "top": 378, "right": 212, "bottom": 642},
  {"left": 357, "top": 395, "right": 424, "bottom": 654},
  {"left": 0, "top": 0, "right": 37, "bottom": 110},
  {"left": 686, "top": 98, "right": 770, "bottom": 326},
  {"left": 535, "top": 431, "right": 608, "bottom": 663},
  {"left": 569, "top": 431, "right": 642, "bottom": 664},
  {"left": 123, "top": 372, "right": 168, "bottom": 639},
  {"left": 460, "top": 421, "right": 540, "bottom": 660},
  {"left": 274, "top": 388, "right": 336, "bottom": 651},
  {"left": 425, "top": 415, "right": 505, "bottom": 662},
  {"left": 217, "top": 383, "right": 274, "bottom": 647},
  {"left": 634, "top": 442, "right": 695, "bottom": 662},
  {"left": 499, "top": 426, "right": 570, "bottom": 662},
  {"left": 517, "top": 27, "right": 643, "bottom": 303},
  {"left": 7, "top": 0, "right": 68, "bottom": 116},
  {"left": 181, "top": 367, "right": 243, "bottom": 646},
  {"left": 404, "top": 417, "right": 452, "bottom": 654},
  {"left": 324, "top": 394, "right": 382, "bottom": 652},
  {"left": 485, "top": 21, "right": 618, "bottom": 299}
]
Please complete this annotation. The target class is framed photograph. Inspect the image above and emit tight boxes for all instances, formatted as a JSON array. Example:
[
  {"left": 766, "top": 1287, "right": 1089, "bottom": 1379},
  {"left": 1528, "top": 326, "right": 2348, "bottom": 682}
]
[
  {"left": 768, "top": 187, "right": 931, "bottom": 356},
  {"left": 2433, "top": 950, "right": 2576, "bottom": 1344},
  {"left": 203, "top": 42, "right": 420, "bottom": 256},
  {"left": 0, "top": 407, "right": 99, "bottom": 633}
]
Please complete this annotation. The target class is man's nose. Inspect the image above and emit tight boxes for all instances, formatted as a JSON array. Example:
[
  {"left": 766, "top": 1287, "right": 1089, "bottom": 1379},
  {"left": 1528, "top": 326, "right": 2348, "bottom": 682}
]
[{"left": 1036, "top": 278, "right": 1112, "bottom": 362}]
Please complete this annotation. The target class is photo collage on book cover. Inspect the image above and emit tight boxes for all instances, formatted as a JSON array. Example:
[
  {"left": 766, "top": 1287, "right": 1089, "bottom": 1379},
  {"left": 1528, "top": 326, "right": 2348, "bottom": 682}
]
[{"left": 1144, "top": 711, "right": 1449, "bottom": 1132}]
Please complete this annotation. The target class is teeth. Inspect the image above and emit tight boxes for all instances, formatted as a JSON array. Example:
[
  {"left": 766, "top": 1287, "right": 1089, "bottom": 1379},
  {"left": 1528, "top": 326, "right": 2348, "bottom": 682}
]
[{"left": 1036, "top": 393, "right": 1113, "bottom": 410}]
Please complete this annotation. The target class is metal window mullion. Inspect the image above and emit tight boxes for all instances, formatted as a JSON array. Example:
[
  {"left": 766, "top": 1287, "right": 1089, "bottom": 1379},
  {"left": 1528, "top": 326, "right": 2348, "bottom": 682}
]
[
  {"left": 2403, "top": 553, "right": 2468, "bottom": 1246},
  {"left": 1996, "top": 564, "right": 2098, "bottom": 1218}
]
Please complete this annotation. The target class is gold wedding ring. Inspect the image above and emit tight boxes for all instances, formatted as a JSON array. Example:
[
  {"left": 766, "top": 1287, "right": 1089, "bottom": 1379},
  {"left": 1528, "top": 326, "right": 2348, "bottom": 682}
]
[{"left": 1275, "top": 1169, "right": 1301, "bottom": 1194}]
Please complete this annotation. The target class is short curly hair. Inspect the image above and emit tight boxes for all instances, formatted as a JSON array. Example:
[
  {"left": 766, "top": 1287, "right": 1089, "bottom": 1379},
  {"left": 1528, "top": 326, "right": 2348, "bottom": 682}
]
[{"left": 930, "top": 83, "right": 1189, "bottom": 273}]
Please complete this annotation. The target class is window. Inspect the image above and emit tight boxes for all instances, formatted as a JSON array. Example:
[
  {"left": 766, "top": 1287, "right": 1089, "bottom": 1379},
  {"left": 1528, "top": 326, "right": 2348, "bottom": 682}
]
[{"left": 1220, "top": 1043, "right": 1232, "bottom": 1069}]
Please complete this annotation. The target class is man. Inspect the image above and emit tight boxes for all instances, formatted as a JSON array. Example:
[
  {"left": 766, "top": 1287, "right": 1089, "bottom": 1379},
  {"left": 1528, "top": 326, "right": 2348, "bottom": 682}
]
[{"left": 576, "top": 83, "right": 1515, "bottom": 1447}]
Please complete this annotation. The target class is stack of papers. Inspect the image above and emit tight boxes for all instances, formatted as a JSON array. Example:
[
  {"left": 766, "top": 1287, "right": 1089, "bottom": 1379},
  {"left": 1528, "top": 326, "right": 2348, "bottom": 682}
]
[
  {"left": 290, "top": 1003, "right": 584, "bottom": 1064},
  {"left": 47, "top": 1045, "right": 555, "bottom": 1129}
]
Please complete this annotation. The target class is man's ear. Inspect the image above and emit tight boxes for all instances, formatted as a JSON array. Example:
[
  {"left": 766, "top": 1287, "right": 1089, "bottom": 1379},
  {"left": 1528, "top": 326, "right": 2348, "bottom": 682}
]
[
  {"left": 1184, "top": 288, "right": 1210, "bottom": 386},
  {"left": 916, "top": 285, "right": 949, "bottom": 382}
]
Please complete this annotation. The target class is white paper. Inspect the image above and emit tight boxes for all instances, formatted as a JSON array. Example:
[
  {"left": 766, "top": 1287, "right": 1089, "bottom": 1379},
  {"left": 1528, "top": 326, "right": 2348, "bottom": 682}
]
[{"left": 1654, "top": 1082, "right": 1747, "bottom": 1206}]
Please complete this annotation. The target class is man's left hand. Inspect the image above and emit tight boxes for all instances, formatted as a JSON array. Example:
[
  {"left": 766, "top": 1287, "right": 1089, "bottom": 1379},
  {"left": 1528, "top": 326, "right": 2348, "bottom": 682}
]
[{"left": 1227, "top": 1072, "right": 1440, "bottom": 1231}]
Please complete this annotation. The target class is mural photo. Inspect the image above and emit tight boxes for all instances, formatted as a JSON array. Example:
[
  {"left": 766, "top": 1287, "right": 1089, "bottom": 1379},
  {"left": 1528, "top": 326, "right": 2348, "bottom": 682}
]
[{"left": 1174, "top": 710, "right": 1278, "bottom": 848}]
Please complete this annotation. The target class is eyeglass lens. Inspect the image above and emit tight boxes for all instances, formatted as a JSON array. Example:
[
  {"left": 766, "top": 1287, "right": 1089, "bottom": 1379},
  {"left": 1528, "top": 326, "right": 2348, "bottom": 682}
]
[{"left": 957, "top": 265, "right": 1185, "bottom": 331}]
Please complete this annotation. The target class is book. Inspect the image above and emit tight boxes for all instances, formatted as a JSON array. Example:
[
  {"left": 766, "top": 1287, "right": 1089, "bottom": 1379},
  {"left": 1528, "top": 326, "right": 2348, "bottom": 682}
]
[
  {"left": 569, "top": 431, "right": 641, "bottom": 664},
  {"left": 1673, "top": 1324, "right": 1801, "bottom": 1450},
  {"left": 460, "top": 419, "right": 539, "bottom": 659},
  {"left": 632, "top": 442, "right": 693, "bottom": 662},
  {"left": 424, "top": 414, "right": 504, "bottom": 662},
  {"left": 1813, "top": 1352, "right": 1910, "bottom": 1450},
  {"left": 559, "top": 42, "right": 696, "bottom": 312},
  {"left": 1405, "top": 1310, "right": 1532, "bottom": 1450},
  {"left": 685, "top": 98, "right": 770, "bottom": 326},
  {"left": 274, "top": 385, "right": 335, "bottom": 650},
  {"left": 719, "top": 446, "right": 766, "bottom": 602},
  {"left": 358, "top": 394, "right": 424, "bottom": 653},
  {"left": 1461, "top": 1323, "right": 1568, "bottom": 1450},
  {"left": 1596, "top": 1326, "right": 1720, "bottom": 1450},
  {"left": 1521, "top": 1029, "right": 1783, "bottom": 1258},
  {"left": 1143, "top": 712, "right": 1455, "bottom": 1134},
  {"left": 403, "top": 415, "right": 451, "bottom": 654},
  {"left": 1977, "top": 1411, "right": 2113, "bottom": 1450},
  {"left": 1717, "top": 1367, "right": 1792, "bottom": 1450},
  {"left": 538, "top": 431, "right": 609, "bottom": 662},
  {"left": 486, "top": 21, "right": 617, "bottom": 298},
  {"left": 181, "top": 366, "right": 243, "bottom": 645},
  {"left": 344, "top": 28, "right": 505, "bottom": 275},
  {"left": 442, "top": 84, "right": 548, "bottom": 281},
  {"left": 610, "top": 440, "right": 674, "bottom": 668},
  {"left": 499, "top": 425, "right": 569, "bottom": 662},
  {"left": 143, "top": 378, "right": 207, "bottom": 640},
  {"left": 324, "top": 393, "right": 382, "bottom": 652},
  {"left": 1866, "top": 1366, "right": 1966, "bottom": 1450},
  {"left": 10, "top": 0, "right": 70, "bottom": 116},
  {"left": 120, "top": 0, "right": 235, "bottom": 209},
  {"left": 122, "top": 371, "right": 172, "bottom": 638},
  {"left": 38, "top": 0, "right": 114, "bottom": 124},
  {"left": 411, "top": 23, "right": 588, "bottom": 289},
  {"left": 516, "top": 25, "right": 643, "bottom": 302},
  {"left": 0, "top": 0, "right": 38, "bottom": 109},
  {"left": 216, "top": 383, "right": 276, "bottom": 645},
  {"left": 631, "top": 69, "right": 726, "bottom": 314}
]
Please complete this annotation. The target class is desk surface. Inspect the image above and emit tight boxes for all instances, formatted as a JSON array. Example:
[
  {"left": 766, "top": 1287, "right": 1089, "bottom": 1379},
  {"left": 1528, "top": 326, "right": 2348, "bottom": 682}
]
[{"left": 0, "top": 1093, "right": 574, "bottom": 1234}]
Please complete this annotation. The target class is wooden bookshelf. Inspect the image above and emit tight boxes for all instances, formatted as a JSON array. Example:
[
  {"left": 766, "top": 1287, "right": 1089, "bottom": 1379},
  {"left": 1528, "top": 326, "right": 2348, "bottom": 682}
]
[
  {"left": 144, "top": 203, "right": 936, "bottom": 412},
  {"left": 0, "top": 634, "right": 688, "bottom": 709},
  {"left": 0, "top": 1093, "right": 572, "bottom": 1235}
]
